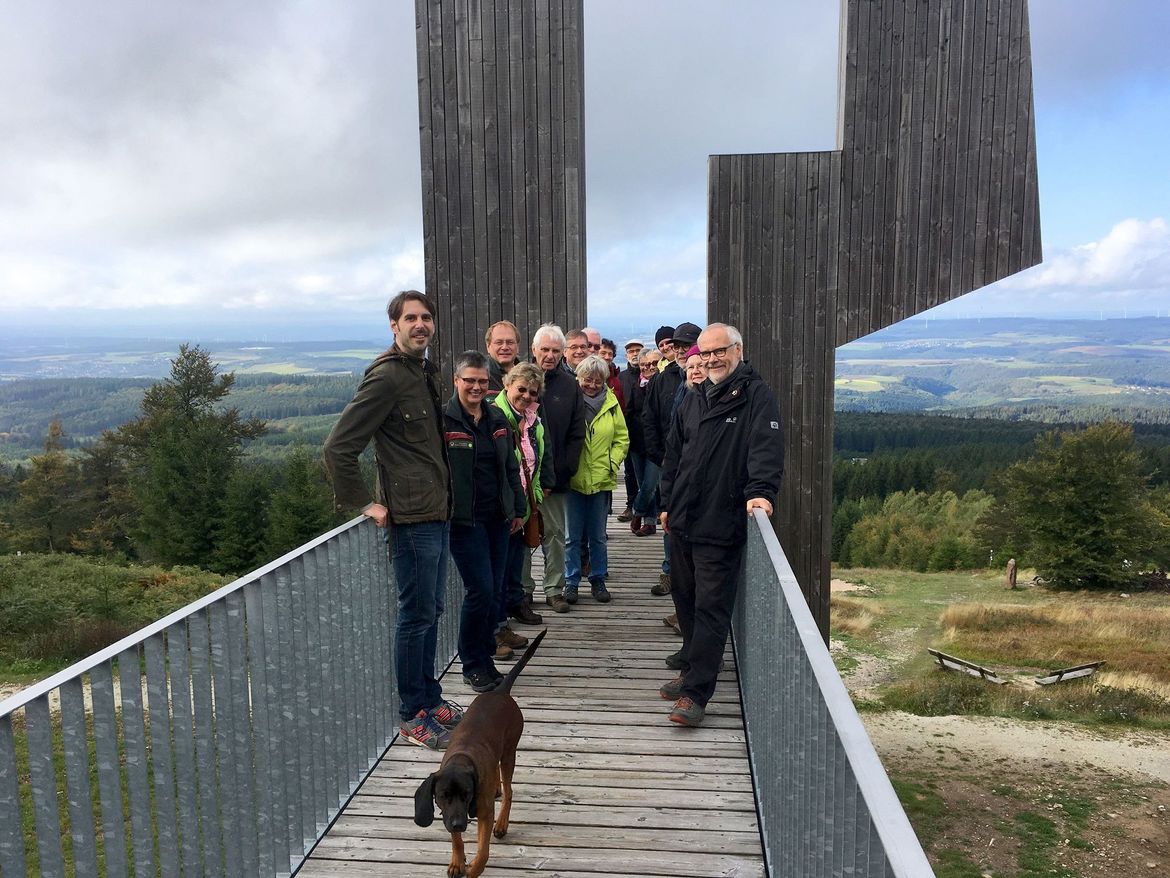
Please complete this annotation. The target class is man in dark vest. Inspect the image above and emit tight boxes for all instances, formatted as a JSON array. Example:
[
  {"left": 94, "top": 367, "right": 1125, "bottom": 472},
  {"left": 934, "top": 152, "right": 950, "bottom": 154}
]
[
  {"left": 658, "top": 322, "right": 783, "bottom": 727},
  {"left": 323, "top": 290, "right": 459, "bottom": 750}
]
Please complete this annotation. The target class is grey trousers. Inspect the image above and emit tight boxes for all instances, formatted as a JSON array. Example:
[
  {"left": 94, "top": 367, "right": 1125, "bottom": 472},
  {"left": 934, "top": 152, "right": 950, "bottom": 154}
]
[{"left": 524, "top": 491, "right": 567, "bottom": 597}]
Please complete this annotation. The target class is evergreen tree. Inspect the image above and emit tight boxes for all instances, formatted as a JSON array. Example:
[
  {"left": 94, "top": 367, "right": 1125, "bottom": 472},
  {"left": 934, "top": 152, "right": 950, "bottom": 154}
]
[
  {"left": 981, "top": 421, "right": 1170, "bottom": 588},
  {"left": 12, "top": 419, "right": 84, "bottom": 551},
  {"left": 266, "top": 446, "right": 335, "bottom": 558},
  {"left": 119, "top": 345, "right": 265, "bottom": 566},
  {"left": 213, "top": 464, "right": 273, "bottom": 575},
  {"left": 72, "top": 431, "right": 136, "bottom": 557}
]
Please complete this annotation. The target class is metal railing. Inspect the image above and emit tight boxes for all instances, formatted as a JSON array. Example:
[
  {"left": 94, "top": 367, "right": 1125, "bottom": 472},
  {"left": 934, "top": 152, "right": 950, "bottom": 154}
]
[
  {"left": 0, "top": 517, "right": 463, "bottom": 878},
  {"left": 734, "top": 509, "right": 936, "bottom": 878}
]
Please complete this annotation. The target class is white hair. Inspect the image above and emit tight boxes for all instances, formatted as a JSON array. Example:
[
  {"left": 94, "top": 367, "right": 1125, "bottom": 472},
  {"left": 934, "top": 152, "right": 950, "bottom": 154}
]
[
  {"left": 704, "top": 322, "right": 743, "bottom": 347},
  {"left": 531, "top": 323, "right": 566, "bottom": 351},
  {"left": 575, "top": 354, "right": 610, "bottom": 384}
]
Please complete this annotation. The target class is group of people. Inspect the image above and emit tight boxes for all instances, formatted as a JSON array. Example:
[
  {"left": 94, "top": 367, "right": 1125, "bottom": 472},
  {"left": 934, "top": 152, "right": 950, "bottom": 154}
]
[{"left": 323, "top": 290, "right": 782, "bottom": 748}]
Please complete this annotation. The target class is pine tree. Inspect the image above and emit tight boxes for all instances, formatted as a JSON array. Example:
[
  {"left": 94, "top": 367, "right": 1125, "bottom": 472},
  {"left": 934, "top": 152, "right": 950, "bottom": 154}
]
[
  {"left": 266, "top": 446, "right": 335, "bottom": 558},
  {"left": 13, "top": 419, "right": 84, "bottom": 551},
  {"left": 212, "top": 465, "right": 273, "bottom": 575},
  {"left": 71, "top": 431, "right": 135, "bottom": 557},
  {"left": 119, "top": 345, "right": 266, "bottom": 566}
]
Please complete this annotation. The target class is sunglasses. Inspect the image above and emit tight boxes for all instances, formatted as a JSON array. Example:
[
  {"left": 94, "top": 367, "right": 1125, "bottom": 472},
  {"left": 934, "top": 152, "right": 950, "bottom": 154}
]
[{"left": 512, "top": 385, "right": 539, "bottom": 397}]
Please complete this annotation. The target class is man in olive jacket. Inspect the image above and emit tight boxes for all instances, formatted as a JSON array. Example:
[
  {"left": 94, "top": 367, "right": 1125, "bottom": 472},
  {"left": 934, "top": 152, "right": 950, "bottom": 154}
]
[
  {"left": 658, "top": 323, "right": 783, "bottom": 728},
  {"left": 323, "top": 290, "right": 457, "bottom": 750}
]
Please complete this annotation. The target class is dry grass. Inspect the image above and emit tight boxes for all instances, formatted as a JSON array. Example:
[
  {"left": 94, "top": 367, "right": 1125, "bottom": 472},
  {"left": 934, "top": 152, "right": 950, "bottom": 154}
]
[
  {"left": 831, "top": 595, "right": 880, "bottom": 635},
  {"left": 940, "top": 601, "right": 1170, "bottom": 683}
]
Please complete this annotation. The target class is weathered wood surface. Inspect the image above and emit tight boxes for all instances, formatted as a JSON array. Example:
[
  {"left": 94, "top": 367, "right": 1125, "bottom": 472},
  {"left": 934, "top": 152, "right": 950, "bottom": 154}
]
[
  {"left": 416, "top": 0, "right": 587, "bottom": 382},
  {"left": 299, "top": 488, "right": 765, "bottom": 877},
  {"left": 707, "top": 0, "right": 1042, "bottom": 639}
]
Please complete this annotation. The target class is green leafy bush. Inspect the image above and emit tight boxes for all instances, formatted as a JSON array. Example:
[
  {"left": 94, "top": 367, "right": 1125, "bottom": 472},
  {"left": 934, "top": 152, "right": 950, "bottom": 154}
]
[{"left": 842, "top": 489, "right": 993, "bottom": 571}]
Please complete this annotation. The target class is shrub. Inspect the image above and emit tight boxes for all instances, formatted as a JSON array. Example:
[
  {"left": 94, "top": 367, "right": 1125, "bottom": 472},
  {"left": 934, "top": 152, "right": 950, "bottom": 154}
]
[{"left": 844, "top": 489, "right": 993, "bottom": 571}]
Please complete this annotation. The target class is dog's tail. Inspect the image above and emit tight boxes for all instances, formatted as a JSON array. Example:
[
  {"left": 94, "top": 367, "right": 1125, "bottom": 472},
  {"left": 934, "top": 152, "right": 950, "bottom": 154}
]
[{"left": 496, "top": 628, "right": 547, "bottom": 695}]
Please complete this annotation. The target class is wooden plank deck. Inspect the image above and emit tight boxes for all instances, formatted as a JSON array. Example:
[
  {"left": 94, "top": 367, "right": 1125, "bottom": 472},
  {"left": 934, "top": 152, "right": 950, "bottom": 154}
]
[{"left": 299, "top": 489, "right": 765, "bottom": 877}]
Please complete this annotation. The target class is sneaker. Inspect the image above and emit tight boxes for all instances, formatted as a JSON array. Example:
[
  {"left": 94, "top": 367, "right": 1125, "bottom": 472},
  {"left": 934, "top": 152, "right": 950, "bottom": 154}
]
[
  {"left": 636, "top": 523, "right": 656, "bottom": 537},
  {"left": 651, "top": 573, "right": 671, "bottom": 596},
  {"left": 494, "top": 640, "right": 515, "bottom": 661},
  {"left": 659, "top": 674, "right": 685, "bottom": 700},
  {"left": 629, "top": 515, "right": 642, "bottom": 535},
  {"left": 430, "top": 699, "right": 465, "bottom": 729},
  {"left": 508, "top": 597, "right": 543, "bottom": 626},
  {"left": 546, "top": 593, "right": 570, "bottom": 613},
  {"left": 563, "top": 583, "right": 579, "bottom": 604},
  {"left": 400, "top": 709, "right": 451, "bottom": 749},
  {"left": 665, "top": 650, "right": 684, "bottom": 670},
  {"left": 670, "top": 697, "right": 705, "bottom": 727},
  {"left": 463, "top": 667, "right": 502, "bottom": 693},
  {"left": 616, "top": 506, "right": 634, "bottom": 523},
  {"left": 498, "top": 625, "right": 529, "bottom": 649},
  {"left": 663, "top": 612, "right": 681, "bottom": 636},
  {"left": 590, "top": 580, "right": 611, "bottom": 603}
]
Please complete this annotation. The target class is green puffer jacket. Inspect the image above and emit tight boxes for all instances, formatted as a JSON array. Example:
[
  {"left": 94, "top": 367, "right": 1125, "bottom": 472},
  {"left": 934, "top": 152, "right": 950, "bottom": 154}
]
[
  {"left": 490, "top": 391, "right": 555, "bottom": 522},
  {"left": 570, "top": 388, "right": 629, "bottom": 495}
]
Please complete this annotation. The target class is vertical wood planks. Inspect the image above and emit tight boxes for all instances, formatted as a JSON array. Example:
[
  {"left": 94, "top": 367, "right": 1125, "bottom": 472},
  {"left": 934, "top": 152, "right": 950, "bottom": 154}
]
[{"left": 417, "top": 0, "right": 586, "bottom": 381}]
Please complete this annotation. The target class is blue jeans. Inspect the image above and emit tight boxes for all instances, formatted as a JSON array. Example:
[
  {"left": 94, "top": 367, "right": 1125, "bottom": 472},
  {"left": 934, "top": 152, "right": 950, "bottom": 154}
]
[
  {"left": 566, "top": 490, "right": 610, "bottom": 586},
  {"left": 633, "top": 459, "right": 660, "bottom": 519},
  {"left": 449, "top": 518, "right": 509, "bottom": 675},
  {"left": 390, "top": 520, "right": 450, "bottom": 721}
]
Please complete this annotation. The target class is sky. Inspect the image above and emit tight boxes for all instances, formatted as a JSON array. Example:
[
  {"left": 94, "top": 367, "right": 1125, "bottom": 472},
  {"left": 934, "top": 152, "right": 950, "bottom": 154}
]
[{"left": 1, "top": 1, "right": 1169, "bottom": 341}]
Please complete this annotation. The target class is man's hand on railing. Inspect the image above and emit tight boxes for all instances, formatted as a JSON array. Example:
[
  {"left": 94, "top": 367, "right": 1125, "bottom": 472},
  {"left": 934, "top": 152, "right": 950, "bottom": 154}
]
[
  {"left": 362, "top": 502, "right": 389, "bottom": 527},
  {"left": 746, "top": 498, "right": 773, "bottom": 516}
]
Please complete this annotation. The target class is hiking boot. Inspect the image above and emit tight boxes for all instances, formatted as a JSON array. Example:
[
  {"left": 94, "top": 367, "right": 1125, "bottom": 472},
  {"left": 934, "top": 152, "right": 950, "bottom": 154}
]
[
  {"left": 617, "top": 505, "right": 634, "bottom": 523},
  {"left": 546, "top": 593, "right": 570, "bottom": 613},
  {"left": 430, "top": 699, "right": 464, "bottom": 729},
  {"left": 665, "top": 650, "right": 684, "bottom": 670},
  {"left": 670, "top": 697, "right": 705, "bottom": 727},
  {"left": 463, "top": 667, "right": 502, "bottom": 693},
  {"left": 590, "top": 579, "right": 611, "bottom": 603},
  {"left": 508, "top": 596, "right": 543, "bottom": 626},
  {"left": 400, "top": 709, "right": 451, "bottom": 750},
  {"left": 659, "top": 674, "right": 685, "bottom": 700},
  {"left": 563, "top": 582, "right": 579, "bottom": 604},
  {"left": 636, "top": 523, "right": 656, "bottom": 537},
  {"left": 663, "top": 612, "right": 681, "bottom": 635},
  {"left": 651, "top": 573, "right": 671, "bottom": 596},
  {"left": 629, "top": 515, "right": 642, "bottom": 535},
  {"left": 498, "top": 625, "right": 528, "bottom": 649},
  {"left": 494, "top": 640, "right": 515, "bottom": 661}
]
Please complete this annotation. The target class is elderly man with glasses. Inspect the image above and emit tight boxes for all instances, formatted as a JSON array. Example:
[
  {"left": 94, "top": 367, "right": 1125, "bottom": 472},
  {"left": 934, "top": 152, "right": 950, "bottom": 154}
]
[{"left": 657, "top": 323, "right": 783, "bottom": 727}]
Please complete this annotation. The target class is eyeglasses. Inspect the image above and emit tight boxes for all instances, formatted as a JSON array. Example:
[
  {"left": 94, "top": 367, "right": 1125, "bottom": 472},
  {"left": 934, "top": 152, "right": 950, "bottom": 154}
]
[
  {"left": 697, "top": 344, "right": 737, "bottom": 362},
  {"left": 640, "top": 361, "right": 658, "bottom": 369},
  {"left": 458, "top": 376, "right": 490, "bottom": 386},
  {"left": 588, "top": 343, "right": 600, "bottom": 351},
  {"left": 672, "top": 342, "right": 690, "bottom": 352},
  {"left": 512, "top": 385, "right": 539, "bottom": 398}
]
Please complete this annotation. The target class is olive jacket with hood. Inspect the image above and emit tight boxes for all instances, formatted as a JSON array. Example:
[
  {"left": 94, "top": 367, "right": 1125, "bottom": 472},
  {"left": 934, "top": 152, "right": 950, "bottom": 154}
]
[
  {"left": 323, "top": 345, "right": 451, "bottom": 523},
  {"left": 570, "top": 387, "right": 630, "bottom": 496}
]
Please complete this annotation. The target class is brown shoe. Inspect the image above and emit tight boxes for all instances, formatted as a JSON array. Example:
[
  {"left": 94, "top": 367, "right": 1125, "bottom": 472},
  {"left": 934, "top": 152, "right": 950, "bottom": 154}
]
[
  {"left": 508, "top": 596, "right": 543, "bottom": 626},
  {"left": 635, "top": 523, "right": 656, "bottom": 537},
  {"left": 663, "top": 612, "right": 681, "bottom": 636},
  {"left": 650, "top": 572, "right": 671, "bottom": 596},
  {"left": 616, "top": 505, "right": 634, "bottom": 523},
  {"left": 629, "top": 515, "right": 642, "bottom": 535},
  {"left": 497, "top": 625, "right": 528, "bottom": 649},
  {"left": 546, "top": 593, "right": 570, "bottom": 614},
  {"left": 494, "top": 640, "right": 514, "bottom": 661}
]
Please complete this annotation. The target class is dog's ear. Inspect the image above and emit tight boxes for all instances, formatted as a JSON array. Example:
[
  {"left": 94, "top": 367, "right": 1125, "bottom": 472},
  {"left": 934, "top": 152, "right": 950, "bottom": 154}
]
[
  {"left": 466, "top": 770, "right": 478, "bottom": 819},
  {"left": 413, "top": 773, "right": 436, "bottom": 827}
]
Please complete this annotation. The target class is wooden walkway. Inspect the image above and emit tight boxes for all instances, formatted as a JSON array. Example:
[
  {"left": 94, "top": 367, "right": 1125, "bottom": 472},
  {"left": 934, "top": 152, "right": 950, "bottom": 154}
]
[{"left": 299, "top": 489, "right": 765, "bottom": 877}]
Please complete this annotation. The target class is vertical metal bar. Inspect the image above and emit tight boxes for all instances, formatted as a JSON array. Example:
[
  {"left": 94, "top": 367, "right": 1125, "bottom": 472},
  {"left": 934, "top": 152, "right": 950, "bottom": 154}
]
[
  {"left": 332, "top": 536, "right": 359, "bottom": 791},
  {"left": 189, "top": 609, "right": 224, "bottom": 878},
  {"left": 25, "top": 695, "right": 66, "bottom": 876},
  {"left": 144, "top": 635, "right": 181, "bottom": 878},
  {"left": 208, "top": 602, "right": 242, "bottom": 875},
  {"left": 0, "top": 715, "right": 28, "bottom": 878},
  {"left": 303, "top": 546, "right": 328, "bottom": 835},
  {"left": 354, "top": 526, "right": 376, "bottom": 766},
  {"left": 315, "top": 543, "right": 342, "bottom": 812},
  {"left": 60, "top": 677, "right": 100, "bottom": 877},
  {"left": 275, "top": 564, "right": 304, "bottom": 860},
  {"left": 90, "top": 661, "right": 128, "bottom": 878},
  {"left": 225, "top": 589, "right": 259, "bottom": 876},
  {"left": 373, "top": 523, "right": 394, "bottom": 737},
  {"left": 168, "top": 621, "right": 206, "bottom": 878},
  {"left": 118, "top": 646, "right": 155, "bottom": 878},
  {"left": 244, "top": 578, "right": 276, "bottom": 878},
  {"left": 289, "top": 556, "right": 315, "bottom": 852},
  {"left": 260, "top": 570, "right": 291, "bottom": 874}
]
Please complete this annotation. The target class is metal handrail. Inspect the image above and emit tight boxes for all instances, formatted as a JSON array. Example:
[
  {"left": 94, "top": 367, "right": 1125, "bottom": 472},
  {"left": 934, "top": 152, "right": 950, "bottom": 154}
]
[
  {"left": 735, "top": 508, "right": 935, "bottom": 877},
  {"left": 0, "top": 517, "right": 465, "bottom": 878}
]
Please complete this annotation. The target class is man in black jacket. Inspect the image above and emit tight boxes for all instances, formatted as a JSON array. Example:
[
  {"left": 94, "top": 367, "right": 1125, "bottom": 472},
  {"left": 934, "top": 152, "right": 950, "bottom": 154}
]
[
  {"left": 524, "top": 324, "right": 586, "bottom": 613},
  {"left": 617, "top": 339, "right": 644, "bottom": 521},
  {"left": 658, "top": 323, "right": 783, "bottom": 727}
]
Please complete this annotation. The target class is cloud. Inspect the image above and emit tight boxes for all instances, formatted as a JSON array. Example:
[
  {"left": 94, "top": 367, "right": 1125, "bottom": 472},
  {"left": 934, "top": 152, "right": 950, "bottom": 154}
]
[{"left": 1007, "top": 218, "right": 1170, "bottom": 294}]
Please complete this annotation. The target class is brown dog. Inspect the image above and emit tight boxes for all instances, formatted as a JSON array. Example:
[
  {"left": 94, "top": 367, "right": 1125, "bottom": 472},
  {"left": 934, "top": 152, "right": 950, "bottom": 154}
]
[{"left": 414, "top": 629, "right": 546, "bottom": 877}]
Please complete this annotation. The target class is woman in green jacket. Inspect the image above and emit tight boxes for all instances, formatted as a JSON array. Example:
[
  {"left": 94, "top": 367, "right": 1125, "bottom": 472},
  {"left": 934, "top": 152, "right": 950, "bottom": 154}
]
[{"left": 565, "top": 355, "right": 629, "bottom": 603}]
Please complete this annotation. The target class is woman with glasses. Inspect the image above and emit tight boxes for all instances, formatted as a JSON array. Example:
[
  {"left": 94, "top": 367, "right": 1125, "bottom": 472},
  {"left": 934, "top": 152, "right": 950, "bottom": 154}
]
[
  {"left": 565, "top": 355, "right": 629, "bottom": 604},
  {"left": 492, "top": 363, "right": 553, "bottom": 634},
  {"left": 443, "top": 351, "right": 526, "bottom": 692}
]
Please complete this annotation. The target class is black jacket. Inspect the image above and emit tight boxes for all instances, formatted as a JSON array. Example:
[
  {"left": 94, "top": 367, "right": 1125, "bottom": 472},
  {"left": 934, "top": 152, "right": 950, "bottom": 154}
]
[
  {"left": 622, "top": 371, "right": 648, "bottom": 454},
  {"left": 641, "top": 360, "right": 684, "bottom": 466},
  {"left": 538, "top": 361, "right": 586, "bottom": 492},
  {"left": 660, "top": 362, "right": 784, "bottom": 547},
  {"left": 442, "top": 396, "right": 525, "bottom": 527}
]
